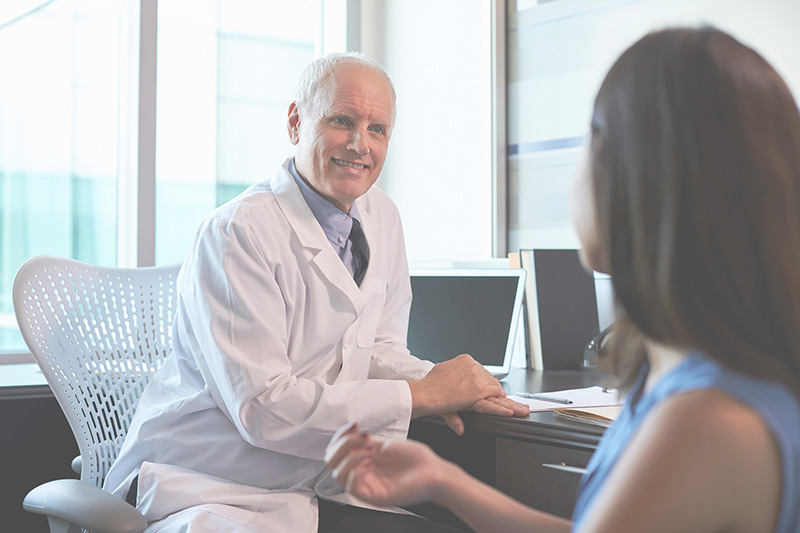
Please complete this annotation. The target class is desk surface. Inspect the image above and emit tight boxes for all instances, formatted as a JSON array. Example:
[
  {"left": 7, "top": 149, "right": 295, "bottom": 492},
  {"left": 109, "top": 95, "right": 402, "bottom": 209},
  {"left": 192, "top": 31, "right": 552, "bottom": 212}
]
[
  {"left": 1, "top": 362, "right": 613, "bottom": 445},
  {"left": 417, "top": 365, "right": 614, "bottom": 452}
]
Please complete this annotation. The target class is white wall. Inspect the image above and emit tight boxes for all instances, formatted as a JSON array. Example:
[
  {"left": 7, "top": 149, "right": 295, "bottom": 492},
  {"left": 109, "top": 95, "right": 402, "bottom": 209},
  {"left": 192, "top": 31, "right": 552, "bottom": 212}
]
[
  {"left": 507, "top": 0, "right": 800, "bottom": 252},
  {"left": 359, "top": 0, "right": 494, "bottom": 262}
]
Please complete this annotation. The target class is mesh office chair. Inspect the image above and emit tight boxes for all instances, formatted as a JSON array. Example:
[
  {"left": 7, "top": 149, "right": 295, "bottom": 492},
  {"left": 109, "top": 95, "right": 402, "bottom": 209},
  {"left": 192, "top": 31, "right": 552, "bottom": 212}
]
[{"left": 13, "top": 256, "right": 181, "bottom": 533}]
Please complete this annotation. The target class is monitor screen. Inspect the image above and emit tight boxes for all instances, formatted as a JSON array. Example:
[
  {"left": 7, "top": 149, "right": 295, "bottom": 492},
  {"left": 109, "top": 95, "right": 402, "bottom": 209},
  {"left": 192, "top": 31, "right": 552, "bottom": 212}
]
[
  {"left": 407, "top": 270, "right": 525, "bottom": 372},
  {"left": 529, "top": 249, "right": 600, "bottom": 370}
]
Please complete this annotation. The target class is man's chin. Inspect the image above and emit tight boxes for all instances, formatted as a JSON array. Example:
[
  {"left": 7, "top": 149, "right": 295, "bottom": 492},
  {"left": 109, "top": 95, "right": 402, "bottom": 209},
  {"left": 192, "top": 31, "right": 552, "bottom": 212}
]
[{"left": 329, "top": 182, "right": 377, "bottom": 209}]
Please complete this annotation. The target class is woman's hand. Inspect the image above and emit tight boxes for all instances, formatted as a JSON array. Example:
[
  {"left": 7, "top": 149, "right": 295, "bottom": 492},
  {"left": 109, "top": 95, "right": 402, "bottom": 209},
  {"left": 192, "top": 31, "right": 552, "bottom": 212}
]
[
  {"left": 324, "top": 422, "right": 452, "bottom": 507},
  {"left": 325, "top": 423, "right": 572, "bottom": 533}
]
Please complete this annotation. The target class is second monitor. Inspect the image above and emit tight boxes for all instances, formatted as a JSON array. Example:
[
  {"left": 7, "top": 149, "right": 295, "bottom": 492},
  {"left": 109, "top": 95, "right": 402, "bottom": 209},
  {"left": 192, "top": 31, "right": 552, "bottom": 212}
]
[{"left": 406, "top": 268, "right": 526, "bottom": 379}]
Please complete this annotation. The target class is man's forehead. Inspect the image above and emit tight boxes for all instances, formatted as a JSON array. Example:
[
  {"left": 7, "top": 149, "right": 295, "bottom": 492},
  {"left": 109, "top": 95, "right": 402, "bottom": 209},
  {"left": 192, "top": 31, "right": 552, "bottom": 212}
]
[
  {"left": 313, "top": 65, "right": 394, "bottom": 115},
  {"left": 326, "top": 99, "right": 393, "bottom": 122}
]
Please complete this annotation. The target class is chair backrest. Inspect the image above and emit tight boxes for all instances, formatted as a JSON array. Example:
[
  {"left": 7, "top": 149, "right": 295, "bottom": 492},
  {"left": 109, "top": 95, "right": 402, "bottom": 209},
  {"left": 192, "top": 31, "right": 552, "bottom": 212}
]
[{"left": 13, "top": 256, "right": 181, "bottom": 489}]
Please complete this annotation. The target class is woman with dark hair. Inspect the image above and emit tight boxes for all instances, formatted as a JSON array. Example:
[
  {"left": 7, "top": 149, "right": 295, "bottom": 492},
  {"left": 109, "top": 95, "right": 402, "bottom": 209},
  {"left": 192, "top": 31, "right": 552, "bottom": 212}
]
[{"left": 325, "top": 26, "right": 800, "bottom": 532}]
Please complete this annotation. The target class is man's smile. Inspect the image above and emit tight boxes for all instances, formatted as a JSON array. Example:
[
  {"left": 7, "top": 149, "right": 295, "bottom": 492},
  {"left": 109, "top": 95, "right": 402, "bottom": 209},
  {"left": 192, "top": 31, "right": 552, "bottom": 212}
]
[{"left": 332, "top": 158, "right": 369, "bottom": 170}]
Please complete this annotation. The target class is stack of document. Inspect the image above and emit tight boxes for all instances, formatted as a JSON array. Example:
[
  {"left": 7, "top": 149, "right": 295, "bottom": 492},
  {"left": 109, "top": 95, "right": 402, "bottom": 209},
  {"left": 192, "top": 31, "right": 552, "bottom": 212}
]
[{"left": 552, "top": 405, "right": 623, "bottom": 428}]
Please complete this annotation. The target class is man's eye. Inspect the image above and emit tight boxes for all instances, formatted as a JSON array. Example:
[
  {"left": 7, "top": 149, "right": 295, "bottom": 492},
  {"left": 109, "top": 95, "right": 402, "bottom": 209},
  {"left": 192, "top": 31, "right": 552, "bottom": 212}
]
[
  {"left": 332, "top": 117, "right": 347, "bottom": 125},
  {"left": 371, "top": 125, "right": 385, "bottom": 135}
]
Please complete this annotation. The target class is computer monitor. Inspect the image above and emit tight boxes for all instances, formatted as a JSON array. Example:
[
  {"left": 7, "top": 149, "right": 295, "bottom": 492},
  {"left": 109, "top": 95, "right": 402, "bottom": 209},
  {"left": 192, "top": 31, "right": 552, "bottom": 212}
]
[
  {"left": 407, "top": 268, "right": 526, "bottom": 379},
  {"left": 524, "top": 249, "right": 601, "bottom": 370}
]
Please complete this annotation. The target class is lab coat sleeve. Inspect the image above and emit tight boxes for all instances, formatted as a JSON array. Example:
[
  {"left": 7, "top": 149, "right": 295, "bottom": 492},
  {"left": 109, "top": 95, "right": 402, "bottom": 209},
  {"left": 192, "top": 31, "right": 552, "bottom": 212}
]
[
  {"left": 181, "top": 218, "right": 413, "bottom": 462},
  {"left": 367, "top": 207, "right": 435, "bottom": 381}
]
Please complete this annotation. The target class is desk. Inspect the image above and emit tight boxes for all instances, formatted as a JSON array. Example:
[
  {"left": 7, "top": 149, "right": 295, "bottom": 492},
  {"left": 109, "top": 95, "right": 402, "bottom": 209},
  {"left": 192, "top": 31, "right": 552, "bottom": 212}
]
[
  {"left": 409, "top": 366, "right": 611, "bottom": 523},
  {"left": 2, "top": 363, "right": 611, "bottom": 530}
]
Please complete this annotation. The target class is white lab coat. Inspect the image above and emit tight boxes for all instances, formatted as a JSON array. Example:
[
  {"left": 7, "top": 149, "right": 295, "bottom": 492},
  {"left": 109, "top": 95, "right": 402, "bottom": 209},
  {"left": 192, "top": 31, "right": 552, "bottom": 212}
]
[{"left": 104, "top": 158, "right": 434, "bottom": 532}]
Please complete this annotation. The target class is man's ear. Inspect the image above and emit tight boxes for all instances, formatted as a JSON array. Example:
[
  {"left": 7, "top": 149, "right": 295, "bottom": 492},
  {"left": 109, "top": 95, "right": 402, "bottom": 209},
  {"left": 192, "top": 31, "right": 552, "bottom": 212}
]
[{"left": 287, "top": 102, "right": 300, "bottom": 145}]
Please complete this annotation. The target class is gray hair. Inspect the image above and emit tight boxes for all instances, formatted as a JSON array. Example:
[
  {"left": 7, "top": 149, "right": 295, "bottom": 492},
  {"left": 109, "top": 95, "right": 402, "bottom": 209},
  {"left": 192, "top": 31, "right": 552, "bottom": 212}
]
[{"left": 294, "top": 52, "right": 396, "bottom": 124}]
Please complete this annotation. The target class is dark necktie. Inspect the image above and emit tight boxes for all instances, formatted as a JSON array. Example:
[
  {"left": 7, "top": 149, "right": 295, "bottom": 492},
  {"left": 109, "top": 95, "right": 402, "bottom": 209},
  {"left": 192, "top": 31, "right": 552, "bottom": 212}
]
[{"left": 349, "top": 218, "right": 370, "bottom": 285}]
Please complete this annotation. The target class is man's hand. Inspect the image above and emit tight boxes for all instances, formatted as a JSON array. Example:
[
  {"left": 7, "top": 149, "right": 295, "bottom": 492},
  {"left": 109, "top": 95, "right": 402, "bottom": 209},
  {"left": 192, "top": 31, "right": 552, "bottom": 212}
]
[
  {"left": 442, "top": 396, "right": 530, "bottom": 435},
  {"left": 409, "top": 354, "right": 502, "bottom": 418},
  {"left": 407, "top": 354, "right": 529, "bottom": 434}
]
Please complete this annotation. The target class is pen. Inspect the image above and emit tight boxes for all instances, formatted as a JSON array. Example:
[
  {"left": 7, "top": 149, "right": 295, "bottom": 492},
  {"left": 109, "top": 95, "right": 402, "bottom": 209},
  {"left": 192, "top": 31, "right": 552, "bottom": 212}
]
[{"left": 515, "top": 392, "right": 573, "bottom": 404}]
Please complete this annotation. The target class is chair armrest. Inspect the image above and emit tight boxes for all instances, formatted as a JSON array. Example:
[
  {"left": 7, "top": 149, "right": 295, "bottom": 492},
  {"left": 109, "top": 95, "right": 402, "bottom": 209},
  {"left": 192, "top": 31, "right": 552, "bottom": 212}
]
[
  {"left": 23, "top": 479, "right": 146, "bottom": 533},
  {"left": 71, "top": 455, "right": 82, "bottom": 474}
]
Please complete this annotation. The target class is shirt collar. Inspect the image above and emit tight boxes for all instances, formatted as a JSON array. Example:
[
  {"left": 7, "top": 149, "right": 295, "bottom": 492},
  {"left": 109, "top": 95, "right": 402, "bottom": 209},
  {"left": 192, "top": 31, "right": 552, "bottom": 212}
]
[{"left": 289, "top": 158, "right": 362, "bottom": 249}]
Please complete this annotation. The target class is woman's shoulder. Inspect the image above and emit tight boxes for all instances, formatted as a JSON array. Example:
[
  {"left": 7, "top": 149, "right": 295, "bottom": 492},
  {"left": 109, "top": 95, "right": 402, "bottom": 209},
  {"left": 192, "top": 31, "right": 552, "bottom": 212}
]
[
  {"left": 652, "top": 353, "right": 800, "bottom": 420},
  {"left": 653, "top": 357, "right": 800, "bottom": 532},
  {"left": 583, "top": 388, "right": 783, "bottom": 532},
  {"left": 654, "top": 387, "right": 779, "bottom": 455},
  {"left": 650, "top": 388, "right": 781, "bottom": 491}
]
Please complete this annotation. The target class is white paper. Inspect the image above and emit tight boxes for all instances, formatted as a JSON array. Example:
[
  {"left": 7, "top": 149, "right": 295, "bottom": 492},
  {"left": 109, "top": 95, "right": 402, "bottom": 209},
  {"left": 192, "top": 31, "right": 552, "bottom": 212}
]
[{"left": 511, "top": 385, "right": 624, "bottom": 412}]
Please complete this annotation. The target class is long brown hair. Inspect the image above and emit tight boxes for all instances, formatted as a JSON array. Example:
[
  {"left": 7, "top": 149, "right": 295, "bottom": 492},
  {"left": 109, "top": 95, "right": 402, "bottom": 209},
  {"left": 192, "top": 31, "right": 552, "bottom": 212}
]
[{"left": 591, "top": 27, "right": 800, "bottom": 393}]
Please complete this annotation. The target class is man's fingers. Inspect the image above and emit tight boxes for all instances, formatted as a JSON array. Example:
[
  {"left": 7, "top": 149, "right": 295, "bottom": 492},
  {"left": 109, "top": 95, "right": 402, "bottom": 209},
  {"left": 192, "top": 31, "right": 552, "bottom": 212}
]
[
  {"left": 442, "top": 412, "right": 465, "bottom": 435},
  {"left": 469, "top": 397, "right": 530, "bottom": 417},
  {"left": 469, "top": 398, "right": 513, "bottom": 416},
  {"left": 489, "top": 396, "right": 530, "bottom": 416}
]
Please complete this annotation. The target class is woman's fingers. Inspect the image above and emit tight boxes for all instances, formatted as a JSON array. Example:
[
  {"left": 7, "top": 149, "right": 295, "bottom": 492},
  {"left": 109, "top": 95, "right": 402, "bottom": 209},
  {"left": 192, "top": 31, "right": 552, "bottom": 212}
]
[
  {"left": 331, "top": 442, "right": 379, "bottom": 486},
  {"left": 325, "top": 422, "right": 366, "bottom": 468},
  {"left": 326, "top": 427, "right": 445, "bottom": 508}
]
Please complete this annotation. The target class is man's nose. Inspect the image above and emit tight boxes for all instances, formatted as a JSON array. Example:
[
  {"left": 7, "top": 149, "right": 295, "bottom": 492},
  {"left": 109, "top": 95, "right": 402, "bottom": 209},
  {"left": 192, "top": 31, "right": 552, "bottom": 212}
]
[{"left": 346, "top": 128, "right": 369, "bottom": 155}]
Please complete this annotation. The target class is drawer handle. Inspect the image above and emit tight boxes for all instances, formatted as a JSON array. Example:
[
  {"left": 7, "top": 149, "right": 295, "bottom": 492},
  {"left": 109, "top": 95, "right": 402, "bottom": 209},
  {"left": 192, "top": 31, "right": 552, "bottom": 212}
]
[{"left": 542, "top": 463, "right": 587, "bottom": 475}]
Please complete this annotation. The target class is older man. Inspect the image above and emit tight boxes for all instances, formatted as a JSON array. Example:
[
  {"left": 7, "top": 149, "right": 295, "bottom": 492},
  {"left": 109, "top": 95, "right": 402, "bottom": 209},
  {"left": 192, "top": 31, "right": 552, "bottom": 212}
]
[{"left": 104, "top": 52, "right": 527, "bottom": 532}]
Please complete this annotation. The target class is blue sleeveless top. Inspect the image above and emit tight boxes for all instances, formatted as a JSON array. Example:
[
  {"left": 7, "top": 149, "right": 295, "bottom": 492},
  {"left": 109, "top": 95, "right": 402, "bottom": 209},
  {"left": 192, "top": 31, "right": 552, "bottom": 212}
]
[{"left": 572, "top": 352, "right": 800, "bottom": 532}]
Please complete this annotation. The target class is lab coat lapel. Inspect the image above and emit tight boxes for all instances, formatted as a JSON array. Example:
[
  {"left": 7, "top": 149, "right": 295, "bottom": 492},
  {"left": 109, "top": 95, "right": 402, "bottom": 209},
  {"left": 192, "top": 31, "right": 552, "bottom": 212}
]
[{"left": 270, "top": 161, "right": 367, "bottom": 312}]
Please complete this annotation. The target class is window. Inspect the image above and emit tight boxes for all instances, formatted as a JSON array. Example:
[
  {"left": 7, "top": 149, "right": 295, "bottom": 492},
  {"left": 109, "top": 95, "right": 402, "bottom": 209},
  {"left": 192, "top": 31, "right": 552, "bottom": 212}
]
[
  {"left": 0, "top": 0, "right": 123, "bottom": 353},
  {"left": 0, "top": 0, "right": 337, "bottom": 355},
  {"left": 155, "top": 0, "right": 327, "bottom": 264}
]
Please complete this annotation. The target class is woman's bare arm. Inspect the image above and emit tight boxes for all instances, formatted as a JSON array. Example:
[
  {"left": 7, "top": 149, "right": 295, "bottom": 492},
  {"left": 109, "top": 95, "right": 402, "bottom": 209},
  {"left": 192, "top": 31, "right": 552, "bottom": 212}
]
[{"left": 325, "top": 423, "right": 571, "bottom": 533}]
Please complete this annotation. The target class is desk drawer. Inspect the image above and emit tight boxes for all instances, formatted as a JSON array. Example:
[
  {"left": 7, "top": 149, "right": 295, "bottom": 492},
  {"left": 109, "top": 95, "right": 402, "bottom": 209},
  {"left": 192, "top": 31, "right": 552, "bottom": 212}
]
[{"left": 495, "top": 437, "right": 593, "bottom": 519}]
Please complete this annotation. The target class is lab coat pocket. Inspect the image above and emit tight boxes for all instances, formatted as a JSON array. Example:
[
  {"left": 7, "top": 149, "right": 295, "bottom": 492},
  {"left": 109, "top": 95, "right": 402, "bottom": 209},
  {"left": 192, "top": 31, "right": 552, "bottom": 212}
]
[{"left": 356, "top": 278, "right": 386, "bottom": 348}]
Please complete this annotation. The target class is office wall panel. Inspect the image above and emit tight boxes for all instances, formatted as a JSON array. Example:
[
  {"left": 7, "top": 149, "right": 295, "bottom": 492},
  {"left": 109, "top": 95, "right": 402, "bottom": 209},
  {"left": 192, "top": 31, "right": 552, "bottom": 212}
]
[{"left": 507, "top": 0, "right": 800, "bottom": 252}]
